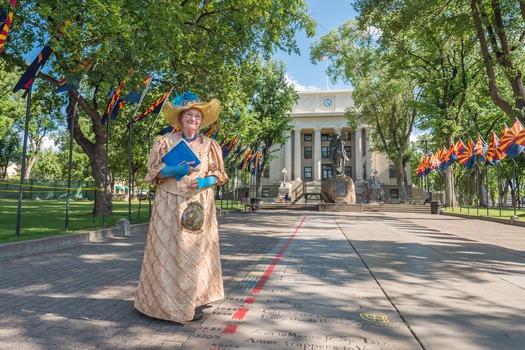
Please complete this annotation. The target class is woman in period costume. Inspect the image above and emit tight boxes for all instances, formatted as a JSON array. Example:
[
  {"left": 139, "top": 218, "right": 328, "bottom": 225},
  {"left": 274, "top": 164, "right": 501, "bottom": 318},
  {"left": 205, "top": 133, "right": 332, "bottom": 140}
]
[{"left": 134, "top": 91, "right": 228, "bottom": 323}]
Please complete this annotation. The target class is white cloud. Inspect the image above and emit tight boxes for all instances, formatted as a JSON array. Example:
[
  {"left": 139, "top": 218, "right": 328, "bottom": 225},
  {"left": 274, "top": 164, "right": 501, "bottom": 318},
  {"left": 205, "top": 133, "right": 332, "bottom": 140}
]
[
  {"left": 42, "top": 136, "right": 59, "bottom": 151},
  {"left": 285, "top": 73, "right": 319, "bottom": 91}
]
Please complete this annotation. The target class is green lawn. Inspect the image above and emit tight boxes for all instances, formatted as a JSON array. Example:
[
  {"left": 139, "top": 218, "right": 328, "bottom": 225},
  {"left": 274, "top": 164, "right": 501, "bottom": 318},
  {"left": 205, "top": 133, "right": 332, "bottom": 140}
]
[
  {"left": 0, "top": 198, "right": 243, "bottom": 244},
  {"left": 0, "top": 199, "right": 152, "bottom": 243},
  {"left": 441, "top": 205, "right": 525, "bottom": 219}
]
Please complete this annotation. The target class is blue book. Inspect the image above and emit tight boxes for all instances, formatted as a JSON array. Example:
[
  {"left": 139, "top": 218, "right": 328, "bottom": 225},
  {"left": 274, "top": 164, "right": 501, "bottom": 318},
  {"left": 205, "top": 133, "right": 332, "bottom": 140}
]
[{"left": 162, "top": 139, "right": 201, "bottom": 180}]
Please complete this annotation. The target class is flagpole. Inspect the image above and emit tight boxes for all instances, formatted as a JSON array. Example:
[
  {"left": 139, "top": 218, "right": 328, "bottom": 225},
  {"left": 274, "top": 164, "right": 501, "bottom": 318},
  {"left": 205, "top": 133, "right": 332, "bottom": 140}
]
[
  {"left": 325, "top": 58, "right": 329, "bottom": 90},
  {"left": 128, "top": 121, "right": 133, "bottom": 222},
  {"left": 517, "top": 164, "right": 521, "bottom": 211},
  {"left": 103, "top": 115, "right": 110, "bottom": 228},
  {"left": 486, "top": 166, "right": 490, "bottom": 217},
  {"left": 512, "top": 160, "right": 517, "bottom": 216},
  {"left": 467, "top": 168, "right": 470, "bottom": 214},
  {"left": 497, "top": 163, "right": 502, "bottom": 217},
  {"left": 65, "top": 100, "right": 77, "bottom": 231},
  {"left": 475, "top": 162, "right": 479, "bottom": 216},
  {"left": 127, "top": 76, "right": 153, "bottom": 223},
  {"left": 451, "top": 164, "right": 455, "bottom": 212},
  {"left": 146, "top": 111, "right": 163, "bottom": 218},
  {"left": 15, "top": 83, "right": 33, "bottom": 236}
]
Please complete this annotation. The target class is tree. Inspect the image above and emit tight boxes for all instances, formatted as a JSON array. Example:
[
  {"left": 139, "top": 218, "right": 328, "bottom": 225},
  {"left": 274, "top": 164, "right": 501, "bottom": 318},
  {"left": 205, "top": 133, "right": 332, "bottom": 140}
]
[
  {"left": 470, "top": 0, "right": 525, "bottom": 121},
  {"left": 32, "top": 147, "right": 61, "bottom": 179},
  {"left": 14, "top": 83, "right": 63, "bottom": 179},
  {"left": 0, "top": 133, "right": 20, "bottom": 180},
  {"left": 3, "top": 0, "right": 315, "bottom": 215},
  {"left": 238, "top": 59, "right": 298, "bottom": 198},
  {"left": 0, "top": 60, "right": 24, "bottom": 179},
  {"left": 352, "top": 0, "right": 510, "bottom": 206},
  {"left": 311, "top": 20, "right": 417, "bottom": 199}
]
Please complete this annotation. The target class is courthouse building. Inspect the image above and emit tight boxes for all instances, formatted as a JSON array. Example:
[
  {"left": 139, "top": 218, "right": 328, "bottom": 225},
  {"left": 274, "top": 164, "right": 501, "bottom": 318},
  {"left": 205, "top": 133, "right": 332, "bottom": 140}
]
[{"left": 263, "top": 90, "right": 411, "bottom": 201}]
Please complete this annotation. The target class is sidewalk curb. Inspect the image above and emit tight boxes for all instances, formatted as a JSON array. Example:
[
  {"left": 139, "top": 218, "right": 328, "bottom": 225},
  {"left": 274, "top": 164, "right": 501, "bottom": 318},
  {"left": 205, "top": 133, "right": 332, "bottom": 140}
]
[
  {"left": 0, "top": 222, "right": 149, "bottom": 260},
  {"left": 441, "top": 211, "right": 525, "bottom": 228}
]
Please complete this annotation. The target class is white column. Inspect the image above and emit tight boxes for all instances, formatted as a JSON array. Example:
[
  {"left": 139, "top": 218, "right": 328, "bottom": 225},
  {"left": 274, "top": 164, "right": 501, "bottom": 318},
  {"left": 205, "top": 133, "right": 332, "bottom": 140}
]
[
  {"left": 365, "top": 130, "right": 372, "bottom": 181},
  {"left": 293, "top": 129, "right": 302, "bottom": 180},
  {"left": 355, "top": 128, "right": 363, "bottom": 182},
  {"left": 284, "top": 131, "right": 292, "bottom": 181},
  {"left": 314, "top": 128, "right": 322, "bottom": 180}
]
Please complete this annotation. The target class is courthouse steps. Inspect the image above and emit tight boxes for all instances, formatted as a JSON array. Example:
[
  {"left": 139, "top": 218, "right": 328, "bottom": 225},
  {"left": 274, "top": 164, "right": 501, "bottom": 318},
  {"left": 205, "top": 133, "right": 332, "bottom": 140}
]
[
  {"left": 362, "top": 203, "right": 430, "bottom": 214},
  {"left": 259, "top": 202, "right": 431, "bottom": 214}
]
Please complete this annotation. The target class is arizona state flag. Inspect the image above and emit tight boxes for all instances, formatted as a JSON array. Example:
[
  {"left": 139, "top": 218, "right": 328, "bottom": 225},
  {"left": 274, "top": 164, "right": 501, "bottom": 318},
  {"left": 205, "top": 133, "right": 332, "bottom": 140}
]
[
  {"left": 157, "top": 125, "right": 174, "bottom": 135},
  {"left": 130, "top": 89, "right": 172, "bottom": 125},
  {"left": 56, "top": 57, "right": 94, "bottom": 93},
  {"left": 0, "top": 0, "right": 16, "bottom": 53},
  {"left": 102, "top": 66, "right": 135, "bottom": 123},
  {"left": 457, "top": 137, "right": 476, "bottom": 170},
  {"left": 13, "top": 45, "right": 53, "bottom": 93},
  {"left": 124, "top": 73, "right": 154, "bottom": 103},
  {"left": 499, "top": 119, "right": 524, "bottom": 158},
  {"left": 485, "top": 131, "right": 500, "bottom": 166},
  {"left": 473, "top": 133, "right": 488, "bottom": 163}
]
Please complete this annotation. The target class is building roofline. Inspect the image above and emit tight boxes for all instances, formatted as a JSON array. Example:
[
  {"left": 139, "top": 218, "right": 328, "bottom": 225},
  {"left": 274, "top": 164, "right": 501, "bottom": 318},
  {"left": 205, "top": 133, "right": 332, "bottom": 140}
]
[{"left": 296, "top": 89, "right": 353, "bottom": 94}]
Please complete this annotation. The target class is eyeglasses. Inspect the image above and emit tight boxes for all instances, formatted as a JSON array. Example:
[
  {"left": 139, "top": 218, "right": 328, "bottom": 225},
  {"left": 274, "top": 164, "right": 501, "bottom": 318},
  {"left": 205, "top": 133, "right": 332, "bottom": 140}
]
[{"left": 184, "top": 111, "right": 202, "bottom": 120}]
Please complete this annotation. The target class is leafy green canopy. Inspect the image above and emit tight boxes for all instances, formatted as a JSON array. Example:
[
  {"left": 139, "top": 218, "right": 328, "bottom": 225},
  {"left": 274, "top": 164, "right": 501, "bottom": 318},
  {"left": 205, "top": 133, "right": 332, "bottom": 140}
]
[{"left": 1, "top": 1, "right": 315, "bottom": 214}]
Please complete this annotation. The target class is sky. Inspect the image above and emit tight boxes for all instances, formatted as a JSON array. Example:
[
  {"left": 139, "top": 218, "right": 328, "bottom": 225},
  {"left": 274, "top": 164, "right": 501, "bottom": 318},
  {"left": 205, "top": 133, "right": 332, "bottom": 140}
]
[{"left": 274, "top": 0, "right": 358, "bottom": 91}]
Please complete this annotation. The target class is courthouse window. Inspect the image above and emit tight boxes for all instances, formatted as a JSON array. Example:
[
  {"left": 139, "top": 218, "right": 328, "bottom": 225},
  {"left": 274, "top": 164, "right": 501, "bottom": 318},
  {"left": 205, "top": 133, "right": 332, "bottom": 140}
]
[
  {"left": 304, "top": 134, "right": 312, "bottom": 142},
  {"left": 304, "top": 146, "right": 312, "bottom": 159},
  {"left": 304, "top": 167, "right": 312, "bottom": 179},
  {"left": 345, "top": 146, "right": 352, "bottom": 158},
  {"left": 345, "top": 166, "right": 352, "bottom": 177},
  {"left": 389, "top": 165, "right": 396, "bottom": 178},
  {"left": 321, "top": 134, "right": 331, "bottom": 141},
  {"left": 322, "top": 146, "right": 330, "bottom": 158}
]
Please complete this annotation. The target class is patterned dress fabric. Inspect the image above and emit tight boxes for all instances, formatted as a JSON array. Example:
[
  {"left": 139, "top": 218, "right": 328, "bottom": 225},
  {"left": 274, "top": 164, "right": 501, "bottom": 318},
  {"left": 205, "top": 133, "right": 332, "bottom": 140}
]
[{"left": 134, "top": 134, "right": 228, "bottom": 323}]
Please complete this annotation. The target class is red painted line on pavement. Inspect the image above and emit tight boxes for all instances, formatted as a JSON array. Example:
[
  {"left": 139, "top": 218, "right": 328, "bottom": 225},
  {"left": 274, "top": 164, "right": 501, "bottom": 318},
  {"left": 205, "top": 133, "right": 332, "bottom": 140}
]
[
  {"left": 219, "top": 216, "right": 307, "bottom": 337},
  {"left": 232, "top": 307, "right": 250, "bottom": 320},
  {"left": 244, "top": 297, "right": 256, "bottom": 304},
  {"left": 251, "top": 216, "right": 307, "bottom": 295},
  {"left": 222, "top": 323, "right": 238, "bottom": 334}
]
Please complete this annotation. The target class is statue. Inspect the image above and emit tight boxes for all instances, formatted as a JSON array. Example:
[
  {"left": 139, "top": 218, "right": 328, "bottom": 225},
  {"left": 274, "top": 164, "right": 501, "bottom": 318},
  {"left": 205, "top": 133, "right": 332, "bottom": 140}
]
[
  {"left": 330, "top": 132, "right": 349, "bottom": 176},
  {"left": 322, "top": 131, "right": 356, "bottom": 205}
]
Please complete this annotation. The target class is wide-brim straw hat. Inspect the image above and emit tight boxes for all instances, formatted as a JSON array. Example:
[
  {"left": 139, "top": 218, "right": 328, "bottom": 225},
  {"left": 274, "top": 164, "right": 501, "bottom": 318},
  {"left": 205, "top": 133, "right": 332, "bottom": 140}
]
[{"left": 164, "top": 97, "right": 221, "bottom": 130}]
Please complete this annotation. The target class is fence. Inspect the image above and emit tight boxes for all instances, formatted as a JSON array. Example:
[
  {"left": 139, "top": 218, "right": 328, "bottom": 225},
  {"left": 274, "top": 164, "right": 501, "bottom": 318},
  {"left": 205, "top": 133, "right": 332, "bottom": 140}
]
[{"left": 0, "top": 180, "right": 97, "bottom": 200}]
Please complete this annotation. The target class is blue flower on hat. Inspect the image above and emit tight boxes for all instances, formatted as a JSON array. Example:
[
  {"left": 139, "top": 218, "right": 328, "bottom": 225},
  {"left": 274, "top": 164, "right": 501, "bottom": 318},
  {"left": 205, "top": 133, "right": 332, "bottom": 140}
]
[{"left": 172, "top": 91, "right": 200, "bottom": 107}]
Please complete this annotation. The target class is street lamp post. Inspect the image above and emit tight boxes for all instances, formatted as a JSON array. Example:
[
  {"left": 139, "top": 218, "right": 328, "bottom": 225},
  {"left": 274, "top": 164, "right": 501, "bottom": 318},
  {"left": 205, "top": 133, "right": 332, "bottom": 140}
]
[
  {"left": 423, "top": 139, "right": 431, "bottom": 203},
  {"left": 282, "top": 168, "right": 288, "bottom": 184}
]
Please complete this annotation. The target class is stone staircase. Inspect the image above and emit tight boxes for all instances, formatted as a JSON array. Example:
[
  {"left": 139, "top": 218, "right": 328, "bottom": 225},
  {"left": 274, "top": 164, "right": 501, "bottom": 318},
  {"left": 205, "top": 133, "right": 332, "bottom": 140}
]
[
  {"left": 362, "top": 203, "right": 430, "bottom": 214},
  {"left": 291, "top": 179, "right": 323, "bottom": 204}
]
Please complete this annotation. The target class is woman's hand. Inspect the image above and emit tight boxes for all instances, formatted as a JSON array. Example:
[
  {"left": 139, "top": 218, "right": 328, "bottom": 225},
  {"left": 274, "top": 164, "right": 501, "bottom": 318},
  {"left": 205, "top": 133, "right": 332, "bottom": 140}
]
[
  {"left": 187, "top": 178, "right": 199, "bottom": 190},
  {"left": 187, "top": 161, "right": 199, "bottom": 176},
  {"left": 188, "top": 176, "right": 217, "bottom": 190}
]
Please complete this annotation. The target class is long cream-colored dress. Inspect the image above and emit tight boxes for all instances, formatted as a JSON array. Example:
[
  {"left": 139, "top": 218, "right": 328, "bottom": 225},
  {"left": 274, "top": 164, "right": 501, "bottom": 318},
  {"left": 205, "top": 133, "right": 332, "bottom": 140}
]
[{"left": 134, "top": 133, "right": 228, "bottom": 323}]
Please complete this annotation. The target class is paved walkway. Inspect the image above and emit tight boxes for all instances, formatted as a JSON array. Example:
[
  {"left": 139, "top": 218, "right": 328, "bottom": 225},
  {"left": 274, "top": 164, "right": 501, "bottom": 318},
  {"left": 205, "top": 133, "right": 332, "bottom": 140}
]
[{"left": 1, "top": 210, "right": 524, "bottom": 349}]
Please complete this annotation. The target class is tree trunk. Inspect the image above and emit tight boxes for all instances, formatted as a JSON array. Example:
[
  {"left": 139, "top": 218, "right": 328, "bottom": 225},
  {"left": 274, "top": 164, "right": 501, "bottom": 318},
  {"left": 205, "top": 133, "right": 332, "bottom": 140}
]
[
  {"left": 24, "top": 155, "right": 36, "bottom": 180},
  {"left": 444, "top": 167, "right": 456, "bottom": 207},
  {"left": 66, "top": 98, "right": 112, "bottom": 216},
  {"left": 395, "top": 158, "right": 407, "bottom": 199},
  {"left": 477, "top": 166, "right": 487, "bottom": 207},
  {"left": 132, "top": 165, "right": 139, "bottom": 200}
]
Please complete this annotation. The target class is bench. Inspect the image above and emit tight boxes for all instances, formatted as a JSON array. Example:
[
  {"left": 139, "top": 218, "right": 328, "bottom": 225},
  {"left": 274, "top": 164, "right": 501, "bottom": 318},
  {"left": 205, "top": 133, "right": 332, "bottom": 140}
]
[{"left": 240, "top": 197, "right": 256, "bottom": 212}]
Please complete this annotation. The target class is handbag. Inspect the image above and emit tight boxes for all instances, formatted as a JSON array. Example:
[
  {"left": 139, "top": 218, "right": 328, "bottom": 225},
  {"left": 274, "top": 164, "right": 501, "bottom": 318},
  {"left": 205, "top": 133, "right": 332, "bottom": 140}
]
[{"left": 181, "top": 201, "right": 204, "bottom": 232}]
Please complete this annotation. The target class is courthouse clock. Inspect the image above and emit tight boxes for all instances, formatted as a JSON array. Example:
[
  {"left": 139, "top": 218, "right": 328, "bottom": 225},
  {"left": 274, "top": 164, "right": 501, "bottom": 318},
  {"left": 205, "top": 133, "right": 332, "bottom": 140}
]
[{"left": 323, "top": 98, "right": 333, "bottom": 107}]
